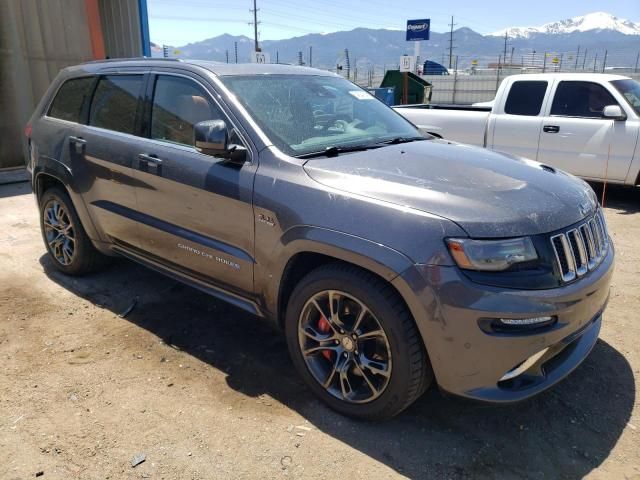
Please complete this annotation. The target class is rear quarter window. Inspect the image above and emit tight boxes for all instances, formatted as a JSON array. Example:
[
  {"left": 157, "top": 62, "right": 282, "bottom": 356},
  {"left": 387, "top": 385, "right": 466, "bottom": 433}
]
[
  {"left": 89, "top": 75, "right": 144, "bottom": 135},
  {"left": 504, "top": 81, "right": 548, "bottom": 116},
  {"left": 48, "top": 77, "right": 95, "bottom": 123}
]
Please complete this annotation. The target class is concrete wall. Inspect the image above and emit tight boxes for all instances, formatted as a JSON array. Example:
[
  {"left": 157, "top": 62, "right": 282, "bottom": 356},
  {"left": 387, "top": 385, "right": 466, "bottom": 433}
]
[{"left": 0, "top": 0, "right": 143, "bottom": 170}]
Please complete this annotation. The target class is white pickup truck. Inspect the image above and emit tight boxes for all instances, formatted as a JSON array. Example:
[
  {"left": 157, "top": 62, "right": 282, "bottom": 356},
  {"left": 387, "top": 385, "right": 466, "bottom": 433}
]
[{"left": 395, "top": 73, "right": 640, "bottom": 186}]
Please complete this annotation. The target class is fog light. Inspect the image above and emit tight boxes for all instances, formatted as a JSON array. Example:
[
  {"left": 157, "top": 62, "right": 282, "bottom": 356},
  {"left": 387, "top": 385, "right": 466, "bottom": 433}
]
[{"left": 499, "top": 316, "right": 553, "bottom": 326}]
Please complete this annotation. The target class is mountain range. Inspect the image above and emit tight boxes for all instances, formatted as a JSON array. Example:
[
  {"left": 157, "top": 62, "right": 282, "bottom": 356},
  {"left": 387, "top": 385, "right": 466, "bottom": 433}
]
[{"left": 154, "top": 12, "right": 640, "bottom": 70}]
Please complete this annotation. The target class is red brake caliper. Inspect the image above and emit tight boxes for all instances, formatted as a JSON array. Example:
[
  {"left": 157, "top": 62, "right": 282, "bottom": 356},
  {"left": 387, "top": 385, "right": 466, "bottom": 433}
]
[{"left": 317, "top": 315, "right": 333, "bottom": 361}]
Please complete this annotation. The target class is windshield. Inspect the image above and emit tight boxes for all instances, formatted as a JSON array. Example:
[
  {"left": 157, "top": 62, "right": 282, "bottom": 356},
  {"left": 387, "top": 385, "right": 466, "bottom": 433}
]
[
  {"left": 611, "top": 79, "right": 640, "bottom": 116},
  {"left": 221, "top": 74, "right": 422, "bottom": 156}
]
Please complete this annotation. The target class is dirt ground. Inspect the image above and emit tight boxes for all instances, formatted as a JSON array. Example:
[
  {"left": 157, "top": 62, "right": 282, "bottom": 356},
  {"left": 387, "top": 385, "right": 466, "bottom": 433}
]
[{"left": 0, "top": 180, "right": 638, "bottom": 480}]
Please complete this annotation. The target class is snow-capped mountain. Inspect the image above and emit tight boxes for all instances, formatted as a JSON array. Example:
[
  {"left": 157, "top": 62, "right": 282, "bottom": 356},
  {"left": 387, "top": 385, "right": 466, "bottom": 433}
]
[{"left": 491, "top": 12, "right": 640, "bottom": 38}]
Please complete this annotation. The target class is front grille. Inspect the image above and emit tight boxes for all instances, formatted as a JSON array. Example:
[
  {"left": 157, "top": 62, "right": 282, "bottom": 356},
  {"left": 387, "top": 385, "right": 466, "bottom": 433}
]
[{"left": 550, "top": 210, "right": 609, "bottom": 283}]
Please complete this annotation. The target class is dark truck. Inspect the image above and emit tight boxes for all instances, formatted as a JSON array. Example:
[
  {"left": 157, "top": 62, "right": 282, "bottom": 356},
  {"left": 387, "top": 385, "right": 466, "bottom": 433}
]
[{"left": 25, "top": 59, "right": 613, "bottom": 419}]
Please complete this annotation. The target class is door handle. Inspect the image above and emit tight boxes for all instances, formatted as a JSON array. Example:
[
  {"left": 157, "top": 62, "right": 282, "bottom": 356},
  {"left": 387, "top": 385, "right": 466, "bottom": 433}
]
[
  {"left": 69, "top": 136, "right": 86, "bottom": 154},
  {"left": 138, "top": 153, "right": 163, "bottom": 165},
  {"left": 138, "top": 153, "right": 163, "bottom": 175},
  {"left": 543, "top": 125, "right": 560, "bottom": 133}
]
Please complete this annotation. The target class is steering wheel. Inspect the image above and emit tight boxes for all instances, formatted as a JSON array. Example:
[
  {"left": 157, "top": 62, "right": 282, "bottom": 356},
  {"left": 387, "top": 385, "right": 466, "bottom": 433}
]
[{"left": 333, "top": 119, "right": 364, "bottom": 134}]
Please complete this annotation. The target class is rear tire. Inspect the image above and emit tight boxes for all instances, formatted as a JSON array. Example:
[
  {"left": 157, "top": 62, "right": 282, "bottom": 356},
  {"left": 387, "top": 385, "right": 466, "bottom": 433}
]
[
  {"left": 285, "top": 263, "right": 432, "bottom": 420},
  {"left": 39, "top": 187, "right": 108, "bottom": 276}
]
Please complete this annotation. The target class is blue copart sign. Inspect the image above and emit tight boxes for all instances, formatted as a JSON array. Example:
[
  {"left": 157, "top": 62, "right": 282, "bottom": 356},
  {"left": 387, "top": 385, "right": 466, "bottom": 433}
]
[{"left": 406, "top": 19, "right": 430, "bottom": 41}]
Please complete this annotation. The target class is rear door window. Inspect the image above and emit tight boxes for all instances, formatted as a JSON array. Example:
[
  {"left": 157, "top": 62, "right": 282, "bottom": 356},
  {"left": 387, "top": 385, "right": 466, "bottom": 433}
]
[
  {"left": 89, "top": 75, "right": 144, "bottom": 135},
  {"left": 48, "top": 77, "right": 95, "bottom": 123},
  {"left": 504, "top": 81, "right": 548, "bottom": 116},
  {"left": 551, "top": 81, "right": 618, "bottom": 118}
]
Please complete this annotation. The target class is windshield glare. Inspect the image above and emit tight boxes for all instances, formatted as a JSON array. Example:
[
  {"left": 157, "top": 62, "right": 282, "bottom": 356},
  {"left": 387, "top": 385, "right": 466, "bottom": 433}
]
[
  {"left": 221, "top": 74, "right": 421, "bottom": 156},
  {"left": 611, "top": 79, "right": 640, "bottom": 116}
]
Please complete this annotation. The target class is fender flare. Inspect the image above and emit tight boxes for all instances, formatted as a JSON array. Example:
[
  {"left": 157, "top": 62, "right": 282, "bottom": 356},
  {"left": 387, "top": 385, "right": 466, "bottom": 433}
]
[{"left": 260, "top": 225, "right": 415, "bottom": 323}]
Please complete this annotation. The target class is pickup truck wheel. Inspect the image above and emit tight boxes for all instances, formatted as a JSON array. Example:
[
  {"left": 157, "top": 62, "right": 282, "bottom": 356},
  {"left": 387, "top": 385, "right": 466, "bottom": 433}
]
[
  {"left": 39, "top": 187, "right": 108, "bottom": 276},
  {"left": 285, "top": 263, "right": 432, "bottom": 420}
]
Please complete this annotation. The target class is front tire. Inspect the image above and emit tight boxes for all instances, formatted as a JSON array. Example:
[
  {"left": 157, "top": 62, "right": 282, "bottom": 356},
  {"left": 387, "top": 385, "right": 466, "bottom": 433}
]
[
  {"left": 39, "top": 187, "right": 107, "bottom": 276},
  {"left": 285, "top": 263, "right": 433, "bottom": 420}
]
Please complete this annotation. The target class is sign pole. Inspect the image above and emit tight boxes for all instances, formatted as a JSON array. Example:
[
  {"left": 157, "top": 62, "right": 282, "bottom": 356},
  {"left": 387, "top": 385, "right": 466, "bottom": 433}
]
[{"left": 403, "top": 71, "right": 408, "bottom": 104}]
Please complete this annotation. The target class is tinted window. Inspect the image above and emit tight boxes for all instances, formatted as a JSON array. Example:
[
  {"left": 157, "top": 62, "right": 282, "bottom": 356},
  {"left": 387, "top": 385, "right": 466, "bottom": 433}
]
[
  {"left": 89, "top": 75, "right": 143, "bottom": 134},
  {"left": 151, "top": 75, "right": 223, "bottom": 146},
  {"left": 504, "top": 81, "right": 548, "bottom": 116},
  {"left": 551, "top": 81, "right": 619, "bottom": 118},
  {"left": 48, "top": 77, "right": 95, "bottom": 123}
]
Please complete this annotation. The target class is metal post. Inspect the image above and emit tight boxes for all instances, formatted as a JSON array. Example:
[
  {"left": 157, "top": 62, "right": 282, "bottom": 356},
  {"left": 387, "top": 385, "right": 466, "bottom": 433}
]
[
  {"left": 593, "top": 53, "right": 598, "bottom": 73},
  {"left": 582, "top": 49, "right": 588, "bottom": 70},
  {"left": 225, "top": 50, "right": 229, "bottom": 63},
  {"left": 309, "top": 46, "right": 312, "bottom": 67},
  {"left": 542, "top": 52, "right": 547, "bottom": 72},
  {"left": 402, "top": 71, "right": 408, "bottom": 104},
  {"left": 276, "top": 51, "right": 279, "bottom": 64},
  {"left": 635, "top": 52, "right": 639, "bottom": 73},
  {"left": 234, "top": 42, "right": 238, "bottom": 63},
  {"left": 602, "top": 50, "right": 607, "bottom": 72},
  {"left": 575, "top": 46, "right": 580, "bottom": 69},
  {"left": 559, "top": 53, "right": 563, "bottom": 71},
  {"left": 452, "top": 56, "right": 459, "bottom": 104}
]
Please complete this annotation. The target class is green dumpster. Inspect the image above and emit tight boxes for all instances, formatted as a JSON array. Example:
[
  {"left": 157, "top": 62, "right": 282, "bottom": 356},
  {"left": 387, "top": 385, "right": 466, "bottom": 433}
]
[{"left": 380, "top": 70, "right": 432, "bottom": 105}]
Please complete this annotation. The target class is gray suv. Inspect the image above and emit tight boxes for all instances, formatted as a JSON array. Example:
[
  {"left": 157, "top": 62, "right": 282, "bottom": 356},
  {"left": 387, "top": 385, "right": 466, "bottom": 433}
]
[{"left": 25, "top": 59, "right": 614, "bottom": 419}]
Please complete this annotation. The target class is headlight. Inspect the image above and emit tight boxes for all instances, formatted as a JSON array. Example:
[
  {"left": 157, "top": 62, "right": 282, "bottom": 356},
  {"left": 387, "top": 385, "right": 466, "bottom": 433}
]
[{"left": 446, "top": 237, "right": 538, "bottom": 271}]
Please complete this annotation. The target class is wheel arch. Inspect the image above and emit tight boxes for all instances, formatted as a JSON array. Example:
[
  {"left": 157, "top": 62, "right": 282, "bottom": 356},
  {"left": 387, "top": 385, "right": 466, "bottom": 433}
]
[
  {"left": 33, "top": 165, "right": 102, "bottom": 245},
  {"left": 268, "top": 226, "right": 415, "bottom": 329}
]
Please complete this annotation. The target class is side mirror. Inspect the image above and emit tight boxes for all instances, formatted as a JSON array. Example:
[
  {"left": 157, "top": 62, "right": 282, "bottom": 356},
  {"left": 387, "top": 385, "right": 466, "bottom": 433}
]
[
  {"left": 194, "top": 120, "right": 247, "bottom": 163},
  {"left": 603, "top": 105, "right": 626, "bottom": 121}
]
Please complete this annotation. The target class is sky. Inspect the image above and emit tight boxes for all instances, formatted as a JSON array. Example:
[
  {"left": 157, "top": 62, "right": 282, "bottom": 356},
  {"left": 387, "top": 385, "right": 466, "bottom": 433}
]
[{"left": 148, "top": 0, "right": 640, "bottom": 46}]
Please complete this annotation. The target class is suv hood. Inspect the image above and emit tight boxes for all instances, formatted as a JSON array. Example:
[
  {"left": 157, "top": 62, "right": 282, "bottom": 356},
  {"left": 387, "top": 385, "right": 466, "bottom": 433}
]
[{"left": 303, "top": 140, "right": 597, "bottom": 238}]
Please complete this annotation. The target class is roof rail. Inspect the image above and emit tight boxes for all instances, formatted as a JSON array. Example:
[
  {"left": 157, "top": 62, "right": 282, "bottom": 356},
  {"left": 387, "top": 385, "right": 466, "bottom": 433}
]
[{"left": 81, "top": 57, "right": 183, "bottom": 65}]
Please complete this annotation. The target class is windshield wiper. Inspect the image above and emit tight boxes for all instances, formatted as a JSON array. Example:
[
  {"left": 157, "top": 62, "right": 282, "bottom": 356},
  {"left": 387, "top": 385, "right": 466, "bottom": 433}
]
[
  {"left": 375, "top": 136, "right": 430, "bottom": 145},
  {"left": 297, "top": 143, "right": 384, "bottom": 159}
]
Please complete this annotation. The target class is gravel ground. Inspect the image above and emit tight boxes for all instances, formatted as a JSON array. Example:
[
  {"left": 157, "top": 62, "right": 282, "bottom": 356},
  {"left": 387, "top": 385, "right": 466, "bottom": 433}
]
[{"left": 0, "top": 180, "right": 638, "bottom": 480}]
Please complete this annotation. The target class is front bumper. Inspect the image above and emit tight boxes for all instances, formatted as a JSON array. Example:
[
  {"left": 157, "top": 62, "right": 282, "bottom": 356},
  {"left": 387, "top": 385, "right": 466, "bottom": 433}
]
[{"left": 393, "top": 240, "right": 614, "bottom": 403}]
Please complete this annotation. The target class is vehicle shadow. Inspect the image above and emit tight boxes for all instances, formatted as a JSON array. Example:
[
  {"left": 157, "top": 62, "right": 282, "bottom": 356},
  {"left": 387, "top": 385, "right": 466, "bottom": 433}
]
[
  {"left": 40, "top": 255, "right": 635, "bottom": 479},
  {"left": 0, "top": 180, "right": 31, "bottom": 199},
  {"left": 588, "top": 182, "right": 639, "bottom": 215}
]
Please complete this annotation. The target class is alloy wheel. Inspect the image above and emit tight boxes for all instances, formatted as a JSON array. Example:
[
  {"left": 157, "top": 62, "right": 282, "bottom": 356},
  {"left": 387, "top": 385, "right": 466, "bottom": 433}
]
[
  {"left": 298, "top": 290, "right": 392, "bottom": 403},
  {"left": 43, "top": 199, "right": 75, "bottom": 266}
]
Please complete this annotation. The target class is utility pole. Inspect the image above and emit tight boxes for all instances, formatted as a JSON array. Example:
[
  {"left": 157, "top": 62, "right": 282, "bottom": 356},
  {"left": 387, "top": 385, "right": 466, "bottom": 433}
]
[
  {"left": 309, "top": 46, "right": 312, "bottom": 67},
  {"left": 503, "top": 31, "right": 509, "bottom": 67},
  {"left": 344, "top": 48, "right": 351, "bottom": 80},
  {"left": 448, "top": 16, "right": 456, "bottom": 70},
  {"left": 249, "top": 0, "right": 260, "bottom": 52}
]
